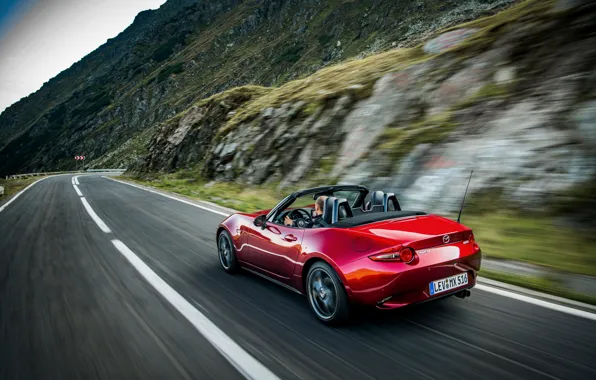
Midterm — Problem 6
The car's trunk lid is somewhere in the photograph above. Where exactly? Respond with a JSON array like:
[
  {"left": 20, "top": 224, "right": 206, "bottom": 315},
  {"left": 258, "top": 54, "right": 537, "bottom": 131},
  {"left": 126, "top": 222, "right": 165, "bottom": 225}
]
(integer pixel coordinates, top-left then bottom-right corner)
[{"left": 351, "top": 214, "right": 470, "bottom": 249}]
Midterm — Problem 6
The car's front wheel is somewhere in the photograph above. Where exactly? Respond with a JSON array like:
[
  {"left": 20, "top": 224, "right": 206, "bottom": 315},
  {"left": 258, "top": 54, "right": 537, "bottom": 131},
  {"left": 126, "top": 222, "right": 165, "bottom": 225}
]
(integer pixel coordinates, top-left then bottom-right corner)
[
  {"left": 306, "top": 261, "right": 350, "bottom": 324},
  {"left": 218, "top": 230, "right": 239, "bottom": 273}
]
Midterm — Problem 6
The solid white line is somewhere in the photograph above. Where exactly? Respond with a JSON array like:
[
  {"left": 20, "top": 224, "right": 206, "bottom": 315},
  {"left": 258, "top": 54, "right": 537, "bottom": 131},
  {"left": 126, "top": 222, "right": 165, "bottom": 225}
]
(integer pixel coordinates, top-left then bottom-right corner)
[
  {"left": 74, "top": 176, "right": 80, "bottom": 185},
  {"left": 111, "top": 239, "right": 280, "bottom": 380},
  {"left": 80, "top": 197, "right": 112, "bottom": 234},
  {"left": 73, "top": 184, "right": 83, "bottom": 197},
  {"left": 476, "top": 284, "right": 596, "bottom": 321},
  {"left": 104, "top": 176, "right": 230, "bottom": 217},
  {"left": 71, "top": 177, "right": 75, "bottom": 185},
  {"left": 0, "top": 176, "right": 50, "bottom": 213},
  {"left": 102, "top": 176, "right": 596, "bottom": 320},
  {"left": 478, "top": 277, "right": 596, "bottom": 312}
]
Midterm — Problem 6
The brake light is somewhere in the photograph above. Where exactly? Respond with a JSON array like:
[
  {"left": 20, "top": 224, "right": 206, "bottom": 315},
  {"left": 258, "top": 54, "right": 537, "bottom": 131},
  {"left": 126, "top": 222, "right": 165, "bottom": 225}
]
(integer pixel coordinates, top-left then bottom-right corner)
[{"left": 369, "top": 247, "right": 416, "bottom": 263}]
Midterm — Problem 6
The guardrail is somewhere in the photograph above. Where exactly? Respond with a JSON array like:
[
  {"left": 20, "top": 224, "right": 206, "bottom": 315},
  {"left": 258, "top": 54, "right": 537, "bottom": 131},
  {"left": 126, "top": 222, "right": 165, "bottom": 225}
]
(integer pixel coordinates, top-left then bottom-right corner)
[
  {"left": 86, "top": 169, "right": 126, "bottom": 172},
  {"left": 0, "top": 185, "right": 4, "bottom": 197},
  {"left": 5, "top": 168, "right": 126, "bottom": 180}
]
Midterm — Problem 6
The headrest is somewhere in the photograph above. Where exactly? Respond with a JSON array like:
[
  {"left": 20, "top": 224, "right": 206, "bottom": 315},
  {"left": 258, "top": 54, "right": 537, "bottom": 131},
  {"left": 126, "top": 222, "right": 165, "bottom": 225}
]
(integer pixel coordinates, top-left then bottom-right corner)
[
  {"left": 322, "top": 196, "right": 337, "bottom": 224},
  {"left": 336, "top": 198, "right": 353, "bottom": 221},
  {"left": 371, "top": 191, "right": 385, "bottom": 206},
  {"left": 367, "top": 190, "right": 385, "bottom": 212},
  {"left": 322, "top": 197, "right": 353, "bottom": 224}
]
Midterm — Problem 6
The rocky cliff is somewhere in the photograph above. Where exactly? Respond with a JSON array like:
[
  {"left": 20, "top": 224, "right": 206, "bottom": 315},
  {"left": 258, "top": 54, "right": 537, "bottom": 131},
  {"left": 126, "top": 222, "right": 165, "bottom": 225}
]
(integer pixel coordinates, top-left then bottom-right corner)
[
  {"left": 136, "top": 0, "right": 596, "bottom": 216},
  {"left": 0, "top": 0, "right": 518, "bottom": 176}
]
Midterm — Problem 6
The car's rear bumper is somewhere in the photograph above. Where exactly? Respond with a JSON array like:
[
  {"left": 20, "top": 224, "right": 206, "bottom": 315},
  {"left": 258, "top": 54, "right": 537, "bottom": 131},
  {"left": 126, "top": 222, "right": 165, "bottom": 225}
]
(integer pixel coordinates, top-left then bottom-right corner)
[{"left": 344, "top": 249, "right": 482, "bottom": 307}]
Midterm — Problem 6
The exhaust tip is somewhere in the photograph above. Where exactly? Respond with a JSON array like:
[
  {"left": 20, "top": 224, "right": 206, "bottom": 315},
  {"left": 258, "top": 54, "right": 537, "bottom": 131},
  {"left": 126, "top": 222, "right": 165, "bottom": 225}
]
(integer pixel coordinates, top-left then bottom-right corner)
[{"left": 455, "top": 290, "right": 471, "bottom": 299}]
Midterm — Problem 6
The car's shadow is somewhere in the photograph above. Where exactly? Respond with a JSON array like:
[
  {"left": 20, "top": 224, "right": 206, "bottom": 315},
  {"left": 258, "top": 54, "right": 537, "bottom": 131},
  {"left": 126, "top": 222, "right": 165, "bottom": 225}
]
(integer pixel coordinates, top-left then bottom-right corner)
[{"left": 195, "top": 262, "right": 467, "bottom": 328}]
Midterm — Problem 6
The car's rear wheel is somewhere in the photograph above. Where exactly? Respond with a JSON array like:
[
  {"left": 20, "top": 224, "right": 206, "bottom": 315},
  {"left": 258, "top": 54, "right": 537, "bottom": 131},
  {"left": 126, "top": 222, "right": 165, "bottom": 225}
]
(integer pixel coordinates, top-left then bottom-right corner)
[
  {"left": 306, "top": 261, "right": 349, "bottom": 324},
  {"left": 218, "top": 231, "right": 239, "bottom": 273}
]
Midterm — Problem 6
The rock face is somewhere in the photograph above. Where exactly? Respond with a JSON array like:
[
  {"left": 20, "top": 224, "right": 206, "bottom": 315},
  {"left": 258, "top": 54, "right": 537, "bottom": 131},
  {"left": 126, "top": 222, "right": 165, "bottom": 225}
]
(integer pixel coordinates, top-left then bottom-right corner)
[{"left": 137, "top": 0, "right": 596, "bottom": 214}]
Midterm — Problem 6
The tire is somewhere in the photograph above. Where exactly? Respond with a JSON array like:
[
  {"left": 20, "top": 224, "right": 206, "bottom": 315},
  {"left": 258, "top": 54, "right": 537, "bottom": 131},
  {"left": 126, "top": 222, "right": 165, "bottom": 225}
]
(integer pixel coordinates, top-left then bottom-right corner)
[
  {"left": 217, "top": 230, "right": 239, "bottom": 273},
  {"left": 305, "top": 261, "right": 350, "bottom": 324}
]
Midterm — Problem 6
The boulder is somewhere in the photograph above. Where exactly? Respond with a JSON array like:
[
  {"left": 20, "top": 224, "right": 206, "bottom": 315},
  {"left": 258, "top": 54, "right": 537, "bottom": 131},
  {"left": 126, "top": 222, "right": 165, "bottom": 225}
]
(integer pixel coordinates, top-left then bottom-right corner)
[
  {"left": 333, "top": 72, "right": 413, "bottom": 176},
  {"left": 423, "top": 28, "right": 479, "bottom": 54}
]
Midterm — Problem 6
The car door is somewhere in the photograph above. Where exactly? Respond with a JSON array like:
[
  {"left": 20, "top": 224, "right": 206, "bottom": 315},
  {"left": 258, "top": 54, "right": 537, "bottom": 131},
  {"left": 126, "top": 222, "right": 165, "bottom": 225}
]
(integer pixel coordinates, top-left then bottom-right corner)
[{"left": 246, "top": 222, "right": 305, "bottom": 281}]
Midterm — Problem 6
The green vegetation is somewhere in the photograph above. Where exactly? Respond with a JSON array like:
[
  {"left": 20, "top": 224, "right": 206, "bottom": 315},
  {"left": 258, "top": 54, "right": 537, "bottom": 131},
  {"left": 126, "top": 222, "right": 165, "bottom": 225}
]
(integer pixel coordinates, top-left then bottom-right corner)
[
  {"left": 480, "top": 269, "right": 596, "bottom": 305},
  {"left": 463, "top": 212, "right": 596, "bottom": 276},
  {"left": 376, "top": 112, "right": 458, "bottom": 175},
  {"left": 215, "top": 0, "right": 554, "bottom": 139},
  {"left": 453, "top": 82, "right": 511, "bottom": 110},
  {"left": 274, "top": 44, "right": 306, "bottom": 64},
  {"left": 157, "top": 62, "right": 185, "bottom": 83},
  {"left": 436, "top": 0, "right": 555, "bottom": 56},
  {"left": 152, "top": 32, "right": 190, "bottom": 62},
  {"left": 219, "top": 47, "right": 427, "bottom": 136},
  {"left": 0, "top": 176, "right": 47, "bottom": 199},
  {"left": 129, "top": 174, "right": 283, "bottom": 212}
]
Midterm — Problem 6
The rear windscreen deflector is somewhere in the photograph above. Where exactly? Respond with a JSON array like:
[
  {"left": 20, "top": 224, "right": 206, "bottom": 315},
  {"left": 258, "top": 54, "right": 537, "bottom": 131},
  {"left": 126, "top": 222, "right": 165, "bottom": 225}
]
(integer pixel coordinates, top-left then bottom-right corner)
[{"left": 332, "top": 211, "right": 427, "bottom": 228}]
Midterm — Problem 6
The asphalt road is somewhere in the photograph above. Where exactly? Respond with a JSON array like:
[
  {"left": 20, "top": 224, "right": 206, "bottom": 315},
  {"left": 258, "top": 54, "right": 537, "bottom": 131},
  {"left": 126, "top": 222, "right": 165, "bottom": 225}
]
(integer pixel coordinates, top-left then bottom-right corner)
[{"left": 1, "top": 174, "right": 595, "bottom": 380}]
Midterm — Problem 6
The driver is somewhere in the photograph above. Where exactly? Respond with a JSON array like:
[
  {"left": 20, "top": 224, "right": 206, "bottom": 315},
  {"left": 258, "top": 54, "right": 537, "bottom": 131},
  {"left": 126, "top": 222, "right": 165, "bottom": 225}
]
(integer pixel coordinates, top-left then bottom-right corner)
[{"left": 284, "top": 196, "right": 327, "bottom": 228}]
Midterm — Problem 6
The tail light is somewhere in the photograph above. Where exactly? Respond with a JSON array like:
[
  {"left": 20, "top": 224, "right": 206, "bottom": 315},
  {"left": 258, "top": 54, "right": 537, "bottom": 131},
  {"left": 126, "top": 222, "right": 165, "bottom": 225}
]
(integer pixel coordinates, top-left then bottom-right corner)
[
  {"left": 369, "top": 247, "right": 416, "bottom": 263},
  {"left": 466, "top": 231, "right": 480, "bottom": 251}
]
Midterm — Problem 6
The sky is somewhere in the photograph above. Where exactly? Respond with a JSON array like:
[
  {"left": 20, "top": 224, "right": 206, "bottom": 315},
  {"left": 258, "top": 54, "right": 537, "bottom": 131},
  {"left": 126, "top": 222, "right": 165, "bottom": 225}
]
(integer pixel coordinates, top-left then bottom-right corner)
[{"left": 0, "top": 0, "right": 168, "bottom": 114}]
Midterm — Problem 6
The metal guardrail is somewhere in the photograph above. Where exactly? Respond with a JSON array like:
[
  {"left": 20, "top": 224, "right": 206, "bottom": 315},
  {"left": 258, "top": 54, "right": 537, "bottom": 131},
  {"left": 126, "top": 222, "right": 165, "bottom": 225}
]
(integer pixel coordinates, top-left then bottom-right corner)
[
  {"left": 5, "top": 168, "right": 126, "bottom": 180},
  {"left": 85, "top": 169, "right": 127, "bottom": 172}
]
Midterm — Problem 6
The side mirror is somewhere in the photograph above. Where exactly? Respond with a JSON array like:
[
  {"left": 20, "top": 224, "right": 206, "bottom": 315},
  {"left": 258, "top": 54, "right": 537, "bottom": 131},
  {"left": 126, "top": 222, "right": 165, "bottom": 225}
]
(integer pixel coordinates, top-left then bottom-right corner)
[{"left": 253, "top": 215, "right": 267, "bottom": 229}]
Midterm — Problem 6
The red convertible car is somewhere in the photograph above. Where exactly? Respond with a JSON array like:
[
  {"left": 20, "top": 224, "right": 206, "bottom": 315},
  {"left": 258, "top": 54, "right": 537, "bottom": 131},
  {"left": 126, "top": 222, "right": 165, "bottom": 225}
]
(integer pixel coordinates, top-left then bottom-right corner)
[{"left": 216, "top": 185, "right": 481, "bottom": 324}]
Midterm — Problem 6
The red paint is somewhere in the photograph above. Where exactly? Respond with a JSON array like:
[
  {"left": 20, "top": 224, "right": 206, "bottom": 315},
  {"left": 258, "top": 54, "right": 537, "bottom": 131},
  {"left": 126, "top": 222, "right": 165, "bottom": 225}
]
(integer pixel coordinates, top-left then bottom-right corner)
[{"left": 219, "top": 211, "right": 481, "bottom": 309}]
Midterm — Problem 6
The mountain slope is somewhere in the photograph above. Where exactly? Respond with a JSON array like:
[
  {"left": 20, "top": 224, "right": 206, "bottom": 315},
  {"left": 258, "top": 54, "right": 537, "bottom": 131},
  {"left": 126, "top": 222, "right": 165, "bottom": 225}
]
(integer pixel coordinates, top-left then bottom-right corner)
[
  {"left": 134, "top": 0, "right": 596, "bottom": 216},
  {"left": 0, "top": 0, "right": 519, "bottom": 176}
]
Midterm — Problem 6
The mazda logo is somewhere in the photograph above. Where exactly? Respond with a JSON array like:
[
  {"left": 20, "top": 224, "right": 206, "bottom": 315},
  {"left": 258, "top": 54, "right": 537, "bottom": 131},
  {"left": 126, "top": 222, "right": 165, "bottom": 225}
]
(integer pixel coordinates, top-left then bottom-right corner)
[{"left": 443, "top": 235, "right": 450, "bottom": 244}]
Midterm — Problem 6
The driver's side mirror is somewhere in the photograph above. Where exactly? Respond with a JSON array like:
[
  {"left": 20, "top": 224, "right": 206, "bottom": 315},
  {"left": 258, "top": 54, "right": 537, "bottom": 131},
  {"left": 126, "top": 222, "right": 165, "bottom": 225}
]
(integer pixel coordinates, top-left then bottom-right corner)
[{"left": 253, "top": 215, "right": 267, "bottom": 229}]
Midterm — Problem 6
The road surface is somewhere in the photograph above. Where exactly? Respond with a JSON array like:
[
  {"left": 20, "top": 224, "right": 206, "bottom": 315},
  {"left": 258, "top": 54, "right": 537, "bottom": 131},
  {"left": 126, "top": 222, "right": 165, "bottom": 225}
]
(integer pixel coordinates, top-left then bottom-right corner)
[{"left": 1, "top": 174, "right": 595, "bottom": 380}]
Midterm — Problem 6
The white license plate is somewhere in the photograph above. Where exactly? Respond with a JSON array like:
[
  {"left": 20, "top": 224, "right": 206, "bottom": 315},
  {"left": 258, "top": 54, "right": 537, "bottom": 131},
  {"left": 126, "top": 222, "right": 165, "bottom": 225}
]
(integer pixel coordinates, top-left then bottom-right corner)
[{"left": 429, "top": 273, "right": 468, "bottom": 296}]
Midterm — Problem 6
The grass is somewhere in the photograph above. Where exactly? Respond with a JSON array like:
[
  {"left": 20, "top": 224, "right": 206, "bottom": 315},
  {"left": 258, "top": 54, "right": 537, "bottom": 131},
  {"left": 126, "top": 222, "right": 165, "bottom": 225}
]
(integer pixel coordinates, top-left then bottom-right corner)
[
  {"left": 219, "top": 46, "right": 428, "bottom": 136},
  {"left": 0, "top": 176, "right": 47, "bottom": 200},
  {"left": 376, "top": 111, "right": 458, "bottom": 175},
  {"left": 463, "top": 212, "right": 596, "bottom": 277},
  {"left": 435, "top": 0, "right": 556, "bottom": 54},
  {"left": 129, "top": 175, "right": 282, "bottom": 212},
  {"left": 480, "top": 269, "right": 596, "bottom": 305},
  {"left": 453, "top": 82, "right": 511, "bottom": 110}
]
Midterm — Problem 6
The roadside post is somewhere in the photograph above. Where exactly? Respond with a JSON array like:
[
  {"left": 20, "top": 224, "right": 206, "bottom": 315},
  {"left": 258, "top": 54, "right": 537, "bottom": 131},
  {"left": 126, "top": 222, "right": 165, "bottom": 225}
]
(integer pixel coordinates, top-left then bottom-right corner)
[{"left": 74, "top": 155, "right": 86, "bottom": 172}]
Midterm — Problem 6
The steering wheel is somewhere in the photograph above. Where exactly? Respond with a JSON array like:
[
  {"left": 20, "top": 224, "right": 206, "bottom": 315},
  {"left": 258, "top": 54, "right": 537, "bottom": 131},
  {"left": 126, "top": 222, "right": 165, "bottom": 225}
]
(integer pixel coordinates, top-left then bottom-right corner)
[{"left": 288, "top": 208, "right": 311, "bottom": 221}]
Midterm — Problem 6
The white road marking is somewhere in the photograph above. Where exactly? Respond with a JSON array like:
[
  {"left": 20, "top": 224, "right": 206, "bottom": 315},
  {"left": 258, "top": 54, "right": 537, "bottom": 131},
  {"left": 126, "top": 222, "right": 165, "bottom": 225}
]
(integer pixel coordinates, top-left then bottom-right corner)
[
  {"left": 74, "top": 176, "right": 80, "bottom": 185},
  {"left": 101, "top": 176, "right": 596, "bottom": 320},
  {"left": 111, "top": 239, "right": 280, "bottom": 380},
  {"left": 475, "top": 284, "right": 596, "bottom": 321},
  {"left": 71, "top": 177, "right": 75, "bottom": 185},
  {"left": 478, "top": 277, "right": 596, "bottom": 312},
  {"left": 0, "top": 177, "right": 50, "bottom": 213},
  {"left": 104, "top": 176, "right": 230, "bottom": 216},
  {"left": 80, "top": 197, "right": 112, "bottom": 234},
  {"left": 73, "top": 184, "right": 83, "bottom": 197}
]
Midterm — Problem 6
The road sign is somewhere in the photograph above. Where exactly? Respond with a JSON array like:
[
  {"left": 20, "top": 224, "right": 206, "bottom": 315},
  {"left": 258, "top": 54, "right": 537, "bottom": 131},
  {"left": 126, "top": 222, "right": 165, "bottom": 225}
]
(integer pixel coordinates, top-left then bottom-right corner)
[{"left": 74, "top": 156, "right": 86, "bottom": 160}]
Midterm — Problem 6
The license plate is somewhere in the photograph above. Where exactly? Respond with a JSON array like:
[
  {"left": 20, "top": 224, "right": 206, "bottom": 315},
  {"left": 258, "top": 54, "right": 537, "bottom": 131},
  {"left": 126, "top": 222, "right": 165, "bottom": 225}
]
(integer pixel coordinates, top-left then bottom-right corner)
[{"left": 429, "top": 273, "right": 468, "bottom": 296}]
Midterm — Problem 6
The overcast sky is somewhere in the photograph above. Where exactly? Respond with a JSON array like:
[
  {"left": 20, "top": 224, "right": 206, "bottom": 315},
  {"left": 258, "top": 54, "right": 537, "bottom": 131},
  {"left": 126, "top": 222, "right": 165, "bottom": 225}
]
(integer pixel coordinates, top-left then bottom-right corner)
[{"left": 0, "top": 0, "right": 167, "bottom": 114}]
